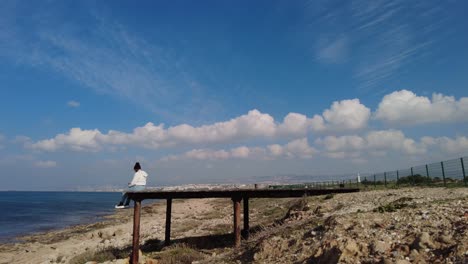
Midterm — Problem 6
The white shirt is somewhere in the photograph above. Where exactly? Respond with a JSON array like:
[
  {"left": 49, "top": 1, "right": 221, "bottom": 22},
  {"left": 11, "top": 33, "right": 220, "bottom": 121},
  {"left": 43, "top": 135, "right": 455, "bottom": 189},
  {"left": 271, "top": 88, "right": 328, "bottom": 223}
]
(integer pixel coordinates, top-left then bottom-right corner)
[{"left": 129, "top": 170, "right": 148, "bottom": 186}]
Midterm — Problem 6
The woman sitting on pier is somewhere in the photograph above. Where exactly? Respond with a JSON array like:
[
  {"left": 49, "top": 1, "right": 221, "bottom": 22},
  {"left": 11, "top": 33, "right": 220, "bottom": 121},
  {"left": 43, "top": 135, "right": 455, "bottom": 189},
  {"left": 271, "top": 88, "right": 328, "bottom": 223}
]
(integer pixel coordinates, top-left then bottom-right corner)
[{"left": 115, "top": 162, "right": 148, "bottom": 209}]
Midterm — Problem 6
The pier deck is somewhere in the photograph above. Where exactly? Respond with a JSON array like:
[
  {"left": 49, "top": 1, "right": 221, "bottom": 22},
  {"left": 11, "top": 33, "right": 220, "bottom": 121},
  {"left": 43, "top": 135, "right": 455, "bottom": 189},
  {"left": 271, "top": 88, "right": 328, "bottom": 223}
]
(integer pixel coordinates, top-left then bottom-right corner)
[{"left": 126, "top": 188, "right": 360, "bottom": 263}]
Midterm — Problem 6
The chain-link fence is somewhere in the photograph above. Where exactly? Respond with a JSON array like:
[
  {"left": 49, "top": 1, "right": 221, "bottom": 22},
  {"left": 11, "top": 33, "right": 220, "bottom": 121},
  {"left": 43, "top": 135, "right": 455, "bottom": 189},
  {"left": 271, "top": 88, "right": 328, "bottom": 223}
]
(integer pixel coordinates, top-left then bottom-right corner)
[{"left": 269, "top": 156, "right": 467, "bottom": 189}]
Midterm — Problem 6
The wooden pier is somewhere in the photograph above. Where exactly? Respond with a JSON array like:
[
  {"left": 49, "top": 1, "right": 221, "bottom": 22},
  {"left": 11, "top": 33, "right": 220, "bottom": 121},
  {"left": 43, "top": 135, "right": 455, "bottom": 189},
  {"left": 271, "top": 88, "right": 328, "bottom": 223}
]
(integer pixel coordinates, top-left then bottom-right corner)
[{"left": 126, "top": 188, "right": 359, "bottom": 264}]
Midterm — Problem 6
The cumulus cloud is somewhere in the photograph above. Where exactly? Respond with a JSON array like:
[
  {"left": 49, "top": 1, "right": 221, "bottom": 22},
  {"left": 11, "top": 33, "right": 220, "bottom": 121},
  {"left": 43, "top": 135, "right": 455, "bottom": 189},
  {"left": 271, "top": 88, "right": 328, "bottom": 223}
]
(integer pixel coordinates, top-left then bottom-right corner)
[
  {"left": 421, "top": 136, "right": 468, "bottom": 155},
  {"left": 375, "top": 90, "right": 468, "bottom": 125},
  {"left": 30, "top": 110, "right": 276, "bottom": 151},
  {"left": 67, "top": 100, "right": 80, "bottom": 108},
  {"left": 279, "top": 138, "right": 317, "bottom": 159},
  {"left": 30, "top": 102, "right": 370, "bottom": 152},
  {"left": 34, "top": 160, "right": 57, "bottom": 168},
  {"left": 31, "top": 128, "right": 103, "bottom": 152},
  {"left": 322, "top": 99, "right": 371, "bottom": 130},
  {"left": 316, "top": 129, "right": 427, "bottom": 158},
  {"left": 28, "top": 90, "right": 465, "bottom": 153},
  {"left": 161, "top": 138, "right": 317, "bottom": 161}
]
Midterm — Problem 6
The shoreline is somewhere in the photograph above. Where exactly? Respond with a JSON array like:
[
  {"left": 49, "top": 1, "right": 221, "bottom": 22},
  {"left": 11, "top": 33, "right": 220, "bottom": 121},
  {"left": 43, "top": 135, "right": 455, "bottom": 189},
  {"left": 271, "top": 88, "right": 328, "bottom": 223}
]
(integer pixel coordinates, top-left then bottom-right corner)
[
  {"left": 1, "top": 199, "right": 161, "bottom": 246},
  {"left": 1, "top": 187, "right": 467, "bottom": 264},
  {"left": 0, "top": 197, "right": 227, "bottom": 264}
]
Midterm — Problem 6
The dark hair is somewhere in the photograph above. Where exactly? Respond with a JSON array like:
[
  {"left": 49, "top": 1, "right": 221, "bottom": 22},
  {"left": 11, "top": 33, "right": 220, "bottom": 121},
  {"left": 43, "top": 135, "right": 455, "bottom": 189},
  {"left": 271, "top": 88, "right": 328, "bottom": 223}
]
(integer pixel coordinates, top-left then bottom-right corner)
[{"left": 134, "top": 162, "right": 141, "bottom": 171}]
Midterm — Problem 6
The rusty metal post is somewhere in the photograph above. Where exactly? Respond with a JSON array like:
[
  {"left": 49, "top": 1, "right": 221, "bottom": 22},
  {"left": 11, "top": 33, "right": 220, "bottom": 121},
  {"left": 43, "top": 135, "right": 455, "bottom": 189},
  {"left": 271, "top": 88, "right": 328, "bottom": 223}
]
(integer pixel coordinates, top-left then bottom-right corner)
[
  {"left": 242, "top": 197, "right": 249, "bottom": 239},
  {"left": 232, "top": 197, "right": 241, "bottom": 247},
  {"left": 441, "top": 161, "right": 446, "bottom": 187},
  {"left": 165, "top": 198, "right": 172, "bottom": 246},
  {"left": 411, "top": 167, "right": 414, "bottom": 186},
  {"left": 426, "top": 164, "right": 430, "bottom": 185},
  {"left": 461, "top": 157, "right": 466, "bottom": 187},
  {"left": 396, "top": 170, "right": 399, "bottom": 187},
  {"left": 131, "top": 200, "right": 142, "bottom": 264}
]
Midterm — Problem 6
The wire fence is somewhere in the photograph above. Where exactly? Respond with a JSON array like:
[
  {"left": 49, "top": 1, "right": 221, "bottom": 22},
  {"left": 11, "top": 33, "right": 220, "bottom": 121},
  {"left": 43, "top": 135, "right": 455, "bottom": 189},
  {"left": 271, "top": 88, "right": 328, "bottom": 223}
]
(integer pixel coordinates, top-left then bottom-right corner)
[{"left": 269, "top": 156, "right": 468, "bottom": 189}]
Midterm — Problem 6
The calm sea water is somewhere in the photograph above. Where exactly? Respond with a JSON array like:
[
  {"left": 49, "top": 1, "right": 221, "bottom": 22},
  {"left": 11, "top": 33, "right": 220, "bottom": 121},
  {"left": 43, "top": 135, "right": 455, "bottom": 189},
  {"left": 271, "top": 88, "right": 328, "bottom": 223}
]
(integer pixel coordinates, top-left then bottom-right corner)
[{"left": 0, "top": 191, "right": 124, "bottom": 242}]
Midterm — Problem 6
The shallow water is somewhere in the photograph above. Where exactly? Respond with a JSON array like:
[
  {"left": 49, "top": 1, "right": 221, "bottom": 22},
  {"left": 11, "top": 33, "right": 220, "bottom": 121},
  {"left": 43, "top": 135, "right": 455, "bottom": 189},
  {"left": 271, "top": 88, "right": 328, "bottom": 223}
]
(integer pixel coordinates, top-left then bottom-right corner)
[{"left": 0, "top": 191, "right": 123, "bottom": 242}]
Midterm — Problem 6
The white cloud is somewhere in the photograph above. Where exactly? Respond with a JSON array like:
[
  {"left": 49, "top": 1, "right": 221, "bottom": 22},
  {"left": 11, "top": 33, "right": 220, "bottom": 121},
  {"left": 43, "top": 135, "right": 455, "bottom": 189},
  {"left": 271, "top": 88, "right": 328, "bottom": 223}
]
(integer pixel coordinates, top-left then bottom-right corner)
[
  {"left": 167, "top": 109, "right": 276, "bottom": 144},
  {"left": 34, "top": 160, "right": 57, "bottom": 168},
  {"left": 322, "top": 99, "right": 371, "bottom": 130},
  {"left": 67, "top": 100, "right": 80, "bottom": 108},
  {"left": 316, "top": 35, "right": 348, "bottom": 64},
  {"left": 421, "top": 136, "right": 468, "bottom": 155},
  {"left": 31, "top": 110, "right": 274, "bottom": 151},
  {"left": 375, "top": 90, "right": 468, "bottom": 125},
  {"left": 316, "top": 129, "right": 427, "bottom": 158},
  {"left": 366, "top": 130, "right": 426, "bottom": 155},
  {"left": 161, "top": 138, "right": 316, "bottom": 161},
  {"left": 30, "top": 103, "right": 370, "bottom": 152},
  {"left": 281, "top": 138, "right": 317, "bottom": 159},
  {"left": 31, "top": 128, "right": 103, "bottom": 152},
  {"left": 27, "top": 91, "right": 464, "bottom": 153},
  {"left": 231, "top": 146, "right": 251, "bottom": 158},
  {"left": 316, "top": 135, "right": 365, "bottom": 152},
  {"left": 278, "top": 113, "right": 310, "bottom": 135}
]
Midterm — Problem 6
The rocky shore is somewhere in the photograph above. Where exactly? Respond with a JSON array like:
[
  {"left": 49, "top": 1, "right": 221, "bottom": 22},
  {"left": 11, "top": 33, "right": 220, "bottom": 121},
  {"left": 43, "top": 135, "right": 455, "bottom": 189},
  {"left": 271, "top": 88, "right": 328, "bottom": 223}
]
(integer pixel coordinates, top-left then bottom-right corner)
[{"left": 0, "top": 187, "right": 466, "bottom": 264}]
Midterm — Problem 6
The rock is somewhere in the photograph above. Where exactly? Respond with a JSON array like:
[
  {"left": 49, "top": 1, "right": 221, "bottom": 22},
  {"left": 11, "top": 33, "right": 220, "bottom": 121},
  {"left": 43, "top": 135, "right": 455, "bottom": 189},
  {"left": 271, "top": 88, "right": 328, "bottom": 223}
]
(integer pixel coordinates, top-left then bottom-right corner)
[
  {"left": 437, "top": 234, "right": 452, "bottom": 244},
  {"left": 372, "top": 241, "right": 390, "bottom": 254},
  {"left": 341, "top": 239, "right": 359, "bottom": 257},
  {"left": 145, "top": 258, "right": 159, "bottom": 264},
  {"left": 393, "top": 244, "right": 410, "bottom": 256},
  {"left": 396, "top": 260, "right": 411, "bottom": 264},
  {"left": 85, "top": 262, "right": 98, "bottom": 264},
  {"left": 412, "top": 232, "right": 436, "bottom": 249},
  {"left": 114, "top": 229, "right": 124, "bottom": 236},
  {"left": 114, "top": 259, "right": 129, "bottom": 264}
]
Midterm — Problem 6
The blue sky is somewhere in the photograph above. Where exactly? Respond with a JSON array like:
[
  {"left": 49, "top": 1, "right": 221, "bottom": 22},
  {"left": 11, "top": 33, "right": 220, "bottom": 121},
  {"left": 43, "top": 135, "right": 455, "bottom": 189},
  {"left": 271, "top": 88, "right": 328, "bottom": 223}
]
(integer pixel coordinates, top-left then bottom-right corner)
[{"left": 0, "top": 0, "right": 467, "bottom": 190}]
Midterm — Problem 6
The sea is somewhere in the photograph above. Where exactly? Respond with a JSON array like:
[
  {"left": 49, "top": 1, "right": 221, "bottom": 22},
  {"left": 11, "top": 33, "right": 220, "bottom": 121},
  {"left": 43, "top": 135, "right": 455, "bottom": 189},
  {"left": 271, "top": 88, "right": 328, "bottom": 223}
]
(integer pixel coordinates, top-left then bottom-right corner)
[{"left": 0, "top": 191, "right": 127, "bottom": 243}]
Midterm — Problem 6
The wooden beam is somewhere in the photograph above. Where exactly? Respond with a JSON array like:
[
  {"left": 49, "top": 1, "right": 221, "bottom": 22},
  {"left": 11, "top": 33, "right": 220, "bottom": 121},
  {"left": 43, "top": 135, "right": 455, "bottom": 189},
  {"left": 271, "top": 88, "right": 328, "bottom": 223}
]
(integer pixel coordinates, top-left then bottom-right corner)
[
  {"left": 165, "top": 198, "right": 172, "bottom": 246},
  {"left": 131, "top": 200, "right": 142, "bottom": 264},
  {"left": 232, "top": 197, "right": 241, "bottom": 247},
  {"left": 242, "top": 197, "right": 249, "bottom": 239},
  {"left": 126, "top": 188, "right": 360, "bottom": 200}
]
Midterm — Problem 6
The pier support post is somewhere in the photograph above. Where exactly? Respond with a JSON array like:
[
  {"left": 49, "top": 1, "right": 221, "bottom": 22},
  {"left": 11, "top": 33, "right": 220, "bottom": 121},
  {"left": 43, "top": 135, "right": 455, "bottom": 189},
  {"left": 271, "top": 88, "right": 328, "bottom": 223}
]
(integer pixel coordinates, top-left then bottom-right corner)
[
  {"left": 131, "top": 200, "right": 142, "bottom": 264},
  {"left": 242, "top": 197, "right": 249, "bottom": 239},
  {"left": 165, "top": 198, "right": 172, "bottom": 246},
  {"left": 232, "top": 197, "right": 242, "bottom": 247}
]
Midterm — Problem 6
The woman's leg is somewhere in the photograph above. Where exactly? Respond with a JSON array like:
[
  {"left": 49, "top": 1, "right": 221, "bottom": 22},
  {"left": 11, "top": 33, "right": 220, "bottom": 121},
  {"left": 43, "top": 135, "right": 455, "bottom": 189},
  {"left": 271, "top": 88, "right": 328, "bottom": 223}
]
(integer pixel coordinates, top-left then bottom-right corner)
[
  {"left": 122, "top": 186, "right": 145, "bottom": 206},
  {"left": 118, "top": 192, "right": 128, "bottom": 206}
]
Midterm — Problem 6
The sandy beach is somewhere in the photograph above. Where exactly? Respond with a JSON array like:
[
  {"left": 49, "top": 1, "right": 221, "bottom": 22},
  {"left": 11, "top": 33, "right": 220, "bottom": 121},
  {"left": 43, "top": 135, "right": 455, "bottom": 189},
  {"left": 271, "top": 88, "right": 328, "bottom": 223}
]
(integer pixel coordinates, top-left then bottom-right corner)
[{"left": 0, "top": 187, "right": 467, "bottom": 264}]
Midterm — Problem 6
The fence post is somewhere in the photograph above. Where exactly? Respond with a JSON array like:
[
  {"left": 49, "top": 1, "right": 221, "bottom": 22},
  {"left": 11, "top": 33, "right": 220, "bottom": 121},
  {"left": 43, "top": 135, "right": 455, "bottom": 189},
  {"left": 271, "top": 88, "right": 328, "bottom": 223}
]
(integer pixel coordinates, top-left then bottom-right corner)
[
  {"left": 461, "top": 157, "right": 466, "bottom": 187},
  {"left": 441, "top": 161, "right": 446, "bottom": 187},
  {"left": 411, "top": 167, "right": 414, "bottom": 186},
  {"left": 373, "top": 174, "right": 376, "bottom": 188},
  {"left": 384, "top": 172, "right": 387, "bottom": 188},
  {"left": 425, "top": 164, "right": 430, "bottom": 185},
  {"left": 396, "top": 170, "right": 399, "bottom": 187}
]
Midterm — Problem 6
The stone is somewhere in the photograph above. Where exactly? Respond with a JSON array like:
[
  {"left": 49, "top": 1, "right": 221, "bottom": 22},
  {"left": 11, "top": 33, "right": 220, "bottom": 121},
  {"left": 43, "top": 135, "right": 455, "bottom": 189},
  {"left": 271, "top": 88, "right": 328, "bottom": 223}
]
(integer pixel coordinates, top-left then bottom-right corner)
[
  {"left": 114, "top": 259, "right": 129, "bottom": 264},
  {"left": 395, "top": 260, "right": 411, "bottom": 264},
  {"left": 372, "top": 241, "right": 390, "bottom": 254},
  {"left": 412, "top": 232, "right": 436, "bottom": 249},
  {"left": 145, "top": 258, "right": 159, "bottom": 264},
  {"left": 437, "top": 235, "right": 452, "bottom": 244}
]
